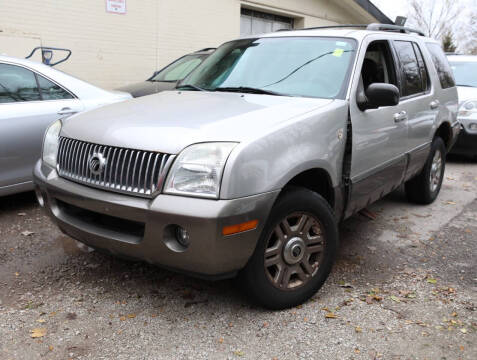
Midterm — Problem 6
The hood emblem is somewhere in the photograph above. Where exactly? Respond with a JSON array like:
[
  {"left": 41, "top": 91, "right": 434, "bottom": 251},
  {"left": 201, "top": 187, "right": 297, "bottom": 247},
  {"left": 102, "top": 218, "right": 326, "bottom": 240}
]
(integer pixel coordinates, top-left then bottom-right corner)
[{"left": 88, "top": 153, "right": 106, "bottom": 176}]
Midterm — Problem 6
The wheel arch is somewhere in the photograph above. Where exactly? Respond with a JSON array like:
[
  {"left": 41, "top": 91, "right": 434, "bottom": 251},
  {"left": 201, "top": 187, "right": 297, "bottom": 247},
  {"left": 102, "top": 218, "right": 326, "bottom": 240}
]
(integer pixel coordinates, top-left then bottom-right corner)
[
  {"left": 281, "top": 168, "right": 335, "bottom": 209},
  {"left": 434, "top": 121, "right": 452, "bottom": 151}
]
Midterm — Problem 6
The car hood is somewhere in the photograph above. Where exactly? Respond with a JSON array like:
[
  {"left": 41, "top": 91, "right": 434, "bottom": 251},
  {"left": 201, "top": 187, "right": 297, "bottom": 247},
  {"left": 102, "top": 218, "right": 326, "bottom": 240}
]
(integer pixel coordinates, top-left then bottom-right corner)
[
  {"left": 115, "top": 81, "right": 177, "bottom": 98},
  {"left": 457, "top": 86, "right": 477, "bottom": 103},
  {"left": 61, "top": 91, "right": 334, "bottom": 154}
]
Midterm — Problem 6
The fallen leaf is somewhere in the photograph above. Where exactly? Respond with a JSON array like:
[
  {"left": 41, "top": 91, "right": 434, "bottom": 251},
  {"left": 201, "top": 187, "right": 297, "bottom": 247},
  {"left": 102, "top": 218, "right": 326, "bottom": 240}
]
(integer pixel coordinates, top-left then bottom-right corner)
[
  {"left": 339, "top": 282, "right": 354, "bottom": 288},
  {"left": 460, "top": 328, "right": 467, "bottom": 334},
  {"left": 465, "top": 229, "right": 472, "bottom": 234},
  {"left": 412, "top": 213, "right": 431, "bottom": 218},
  {"left": 451, "top": 312, "right": 458, "bottom": 317},
  {"left": 48, "top": 345, "right": 54, "bottom": 351},
  {"left": 359, "top": 208, "right": 377, "bottom": 220},
  {"left": 219, "top": 337, "right": 224, "bottom": 344},
  {"left": 366, "top": 296, "right": 373, "bottom": 304},
  {"left": 234, "top": 350, "right": 244, "bottom": 356},
  {"left": 127, "top": 314, "right": 136, "bottom": 319},
  {"left": 444, "top": 201, "right": 456, "bottom": 205},
  {"left": 30, "top": 328, "right": 47, "bottom": 338},
  {"left": 36, "top": 319, "right": 46, "bottom": 323},
  {"left": 15, "top": 272, "right": 19, "bottom": 277},
  {"left": 355, "top": 326, "right": 362, "bottom": 333},
  {"left": 21, "top": 231, "right": 34, "bottom": 236},
  {"left": 119, "top": 316, "right": 126, "bottom": 321},
  {"left": 390, "top": 295, "right": 401, "bottom": 303},
  {"left": 65, "top": 313, "right": 77, "bottom": 320},
  {"left": 325, "top": 312, "right": 338, "bottom": 319},
  {"left": 426, "top": 278, "right": 437, "bottom": 284}
]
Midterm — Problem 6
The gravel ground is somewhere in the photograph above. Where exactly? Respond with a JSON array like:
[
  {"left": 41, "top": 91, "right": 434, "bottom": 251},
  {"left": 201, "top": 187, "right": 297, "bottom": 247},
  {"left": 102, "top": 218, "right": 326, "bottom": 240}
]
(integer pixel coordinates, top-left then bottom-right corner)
[{"left": 0, "top": 158, "right": 476, "bottom": 360}]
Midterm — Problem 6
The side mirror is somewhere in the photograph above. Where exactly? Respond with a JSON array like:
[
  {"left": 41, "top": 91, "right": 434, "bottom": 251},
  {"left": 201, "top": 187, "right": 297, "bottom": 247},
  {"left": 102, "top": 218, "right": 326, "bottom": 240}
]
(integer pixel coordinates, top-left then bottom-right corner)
[{"left": 358, "top": 83, "right": 400, "bottom": 111}]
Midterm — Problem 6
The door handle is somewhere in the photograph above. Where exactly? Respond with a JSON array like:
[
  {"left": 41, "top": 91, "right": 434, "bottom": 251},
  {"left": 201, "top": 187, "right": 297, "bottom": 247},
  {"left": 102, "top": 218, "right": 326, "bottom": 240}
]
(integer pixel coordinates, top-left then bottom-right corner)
[
  {"left": 393, "top": 111, "right": 408, "bottom": 123},
  {"left": 430, "top": 100, "right": 440, "bottom": 109},
  {"left": 57, "top": 107, "right": 77, "bottom": 115}
]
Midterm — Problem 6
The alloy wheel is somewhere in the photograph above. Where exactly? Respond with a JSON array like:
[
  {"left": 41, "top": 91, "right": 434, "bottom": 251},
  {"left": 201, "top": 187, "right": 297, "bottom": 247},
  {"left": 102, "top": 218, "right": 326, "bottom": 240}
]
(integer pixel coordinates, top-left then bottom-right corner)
[{"left": 264, "top": 212, "right": 325, "bottom": 290}]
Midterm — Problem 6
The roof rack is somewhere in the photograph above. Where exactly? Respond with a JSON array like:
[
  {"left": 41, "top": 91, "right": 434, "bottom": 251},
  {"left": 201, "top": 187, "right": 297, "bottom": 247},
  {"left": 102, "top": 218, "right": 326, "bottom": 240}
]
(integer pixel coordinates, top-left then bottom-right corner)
[
  {"left": 292, "top": 23, "right": 425, "bottom": 36},
  {"left": 366, "top": 23, "right": 425, "bottom": 36},
  {"left": 195, "top": 48, "right": 216, "bottom": 53}
]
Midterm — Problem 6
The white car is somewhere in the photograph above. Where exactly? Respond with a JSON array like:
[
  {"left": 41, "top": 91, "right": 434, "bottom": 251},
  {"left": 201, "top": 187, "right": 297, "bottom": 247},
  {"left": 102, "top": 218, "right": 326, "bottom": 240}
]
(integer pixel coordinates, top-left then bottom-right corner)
[
  {"left": 0, "top": 55, "right": 132, "bottom": 196},
  {"left": 447, "top": 54, "right": 477, "bottom": 157}
]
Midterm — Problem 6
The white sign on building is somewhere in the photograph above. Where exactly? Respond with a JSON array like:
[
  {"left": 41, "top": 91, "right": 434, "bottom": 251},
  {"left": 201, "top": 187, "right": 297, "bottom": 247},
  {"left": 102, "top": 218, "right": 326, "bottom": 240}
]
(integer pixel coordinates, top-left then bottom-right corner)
[{"left": 106, "top": 0, "right": 126, "bottom": 14}]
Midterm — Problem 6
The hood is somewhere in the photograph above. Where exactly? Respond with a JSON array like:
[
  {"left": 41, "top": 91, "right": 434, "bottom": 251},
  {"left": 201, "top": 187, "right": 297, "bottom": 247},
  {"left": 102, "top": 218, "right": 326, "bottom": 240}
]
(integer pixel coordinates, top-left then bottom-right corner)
[
  {"left": 116, "top": 81, "right": 177, "bottom": 98},
  {"left": 457, "top": 86, "right": 477, "bottom": 104},
  {"left": 61, "top": 91, "right": 334, "bottom": 154}
]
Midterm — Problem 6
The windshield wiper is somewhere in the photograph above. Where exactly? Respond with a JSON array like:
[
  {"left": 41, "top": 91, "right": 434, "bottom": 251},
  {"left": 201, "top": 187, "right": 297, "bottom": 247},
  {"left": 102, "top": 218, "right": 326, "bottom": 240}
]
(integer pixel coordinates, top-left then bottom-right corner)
[
  {"left": 456, "top": 84, "right": 476, "bottom": 88},
  {"left": 215, "top": 86, "right": 284, "bottom": 96},
  {"left": 176, "top": 84, "right": 207, "bottom": 91}
]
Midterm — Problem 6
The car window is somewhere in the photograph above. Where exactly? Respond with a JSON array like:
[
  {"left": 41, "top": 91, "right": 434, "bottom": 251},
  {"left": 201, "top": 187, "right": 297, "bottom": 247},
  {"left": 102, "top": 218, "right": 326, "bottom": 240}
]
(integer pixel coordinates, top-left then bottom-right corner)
[
  {"left": 361, "top": 40, "right": 397, "bottom": 89},
  {"left": 182, "top": 37, "right": 357, "bottom": 99},
  {"left": 394, "top": 41, "right": 424, "bottom": 96},
  {"left": 37, "top": 74, "right": 74, "bottom": 100},
  {"left": 151, "top": 55, "right": 204, "bottom": 82},
  {"left": 413, "top": 43, "right": 430, "bottom": 92},
  {"left": 426, "top": 43, "right": 456, "bottom": 89},
  {"left": 0, "top": 63, "right": 41, "bottom": 103},
  {"left": 449, "top": 61, "right": 477, "bottom": 88}
]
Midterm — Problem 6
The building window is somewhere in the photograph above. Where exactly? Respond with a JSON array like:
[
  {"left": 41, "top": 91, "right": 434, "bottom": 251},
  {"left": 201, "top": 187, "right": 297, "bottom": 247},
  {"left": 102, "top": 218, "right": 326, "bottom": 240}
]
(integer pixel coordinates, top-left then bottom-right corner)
[{"left": 240, "top": 8, "right": 294, "bottom": 37}]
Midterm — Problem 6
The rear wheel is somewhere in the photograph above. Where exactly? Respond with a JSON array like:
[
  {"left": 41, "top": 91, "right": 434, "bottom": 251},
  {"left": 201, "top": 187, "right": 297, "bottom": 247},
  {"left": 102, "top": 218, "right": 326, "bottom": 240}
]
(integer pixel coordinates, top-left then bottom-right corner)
[
  {"left": 405, "top": 137, "right": 446, "bottom": 204},
  {"left": 240, "top": 188, "right": 338, "bottom": 310}
]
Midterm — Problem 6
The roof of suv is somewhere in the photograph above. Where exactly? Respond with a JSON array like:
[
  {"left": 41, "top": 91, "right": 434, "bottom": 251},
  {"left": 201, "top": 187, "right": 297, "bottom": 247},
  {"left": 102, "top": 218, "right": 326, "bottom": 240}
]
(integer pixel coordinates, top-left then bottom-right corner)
[{"left": 246, "top": 25, "right": 436, "bottom": 43}]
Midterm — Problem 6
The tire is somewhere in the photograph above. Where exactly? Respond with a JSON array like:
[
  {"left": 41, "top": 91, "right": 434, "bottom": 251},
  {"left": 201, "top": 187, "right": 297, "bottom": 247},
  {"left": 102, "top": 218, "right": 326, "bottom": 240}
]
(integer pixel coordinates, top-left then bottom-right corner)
[
  {"left": 239, "top": 187, "right": 338, "bottom": 310},
  {"left": 405, "top": 137, "right": 446, "bottom": 205}
]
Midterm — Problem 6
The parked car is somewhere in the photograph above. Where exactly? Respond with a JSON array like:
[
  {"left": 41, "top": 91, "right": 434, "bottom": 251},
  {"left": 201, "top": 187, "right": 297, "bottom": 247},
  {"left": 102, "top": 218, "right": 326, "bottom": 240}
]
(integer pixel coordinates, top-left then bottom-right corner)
[
  {"left": 0, "top": 55, "right": 131, "bottom": 196},
  {"left": 447, "top": 54, "right": 477, "bottom": 157},
  {"left": 116, "top": 48, "right": 215, "bottom": 98},
  {"left": 34, "top": 24, "right": 459, "bottom": 309}
]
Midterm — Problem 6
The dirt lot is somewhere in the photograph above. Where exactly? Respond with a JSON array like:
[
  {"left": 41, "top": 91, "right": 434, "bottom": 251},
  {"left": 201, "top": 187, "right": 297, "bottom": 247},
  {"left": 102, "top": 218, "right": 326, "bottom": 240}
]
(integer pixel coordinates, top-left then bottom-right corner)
[{"left": 0, "top": 158, "right": 476, "bottom": 360}]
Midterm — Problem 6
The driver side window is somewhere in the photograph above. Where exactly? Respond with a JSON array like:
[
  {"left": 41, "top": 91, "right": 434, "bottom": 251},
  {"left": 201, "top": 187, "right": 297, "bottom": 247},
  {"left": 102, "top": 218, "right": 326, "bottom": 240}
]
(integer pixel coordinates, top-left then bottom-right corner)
[{"left": 360, "top": 41, "right": 397, "bottom": 90}]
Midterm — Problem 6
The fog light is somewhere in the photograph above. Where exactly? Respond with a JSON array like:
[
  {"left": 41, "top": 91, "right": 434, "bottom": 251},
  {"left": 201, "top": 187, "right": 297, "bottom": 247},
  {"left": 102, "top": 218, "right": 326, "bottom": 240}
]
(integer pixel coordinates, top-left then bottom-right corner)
[
  {"left": 163, "top": 224, "right": 190, "bottom": 252},
  {"left": 175, "top": 226, "right": 190, "bottom": 247},
  {"left": 468, "top": 123, "right": 477, "bottom": 131},
  {"left": 35, "top": 187, "right": 44, "bottom": 207}
]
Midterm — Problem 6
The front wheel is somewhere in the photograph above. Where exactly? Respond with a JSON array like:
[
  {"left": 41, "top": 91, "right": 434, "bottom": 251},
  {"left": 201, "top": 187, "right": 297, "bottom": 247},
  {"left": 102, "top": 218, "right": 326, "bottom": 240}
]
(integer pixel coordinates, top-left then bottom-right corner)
[
  {"left": 405, "top": 137, "right": 446, "bottom": 204},
  {"left": 240, "top": 188, "right": 338, "bottom": 310}
]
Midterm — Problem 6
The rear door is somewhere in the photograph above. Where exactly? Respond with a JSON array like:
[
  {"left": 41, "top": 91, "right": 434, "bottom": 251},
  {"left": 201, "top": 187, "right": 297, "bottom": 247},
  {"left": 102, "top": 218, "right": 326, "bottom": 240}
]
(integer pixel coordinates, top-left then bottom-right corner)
[
  {"left": 391, "top": 40, "right": 435, "bottom": 180},
  {"left": 347, "top": 36, "right": 409, "bottom": 215},
  {"left": 0, "top": 62, "right": 84, "bottom": 188}
]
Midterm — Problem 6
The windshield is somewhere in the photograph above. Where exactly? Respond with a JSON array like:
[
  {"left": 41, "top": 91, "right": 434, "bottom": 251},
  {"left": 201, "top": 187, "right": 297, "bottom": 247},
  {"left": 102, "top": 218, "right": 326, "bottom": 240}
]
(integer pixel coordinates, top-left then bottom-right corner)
[
  {"left": 180, "top": 37, "right": 356, "bottom": 99},
  {"left": 150, "top": 54, "right": 205, "bottom": 82},
  {"left": 449, "top": 61, "right": 477, "bottom": 87}
]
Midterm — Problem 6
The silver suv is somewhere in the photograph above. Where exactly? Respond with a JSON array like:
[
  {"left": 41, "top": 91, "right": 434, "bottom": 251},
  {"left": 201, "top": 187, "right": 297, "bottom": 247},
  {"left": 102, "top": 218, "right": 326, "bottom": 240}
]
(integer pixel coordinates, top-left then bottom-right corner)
[{"left": 34, "top": 24, "right": 460, "bottom": 309}]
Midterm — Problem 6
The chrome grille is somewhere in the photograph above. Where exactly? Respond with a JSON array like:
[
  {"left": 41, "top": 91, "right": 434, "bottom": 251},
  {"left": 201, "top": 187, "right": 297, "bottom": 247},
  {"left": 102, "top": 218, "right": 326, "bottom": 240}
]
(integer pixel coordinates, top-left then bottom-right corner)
[{"left": 57, "top": 137, "right": 173, "bottom": 198}]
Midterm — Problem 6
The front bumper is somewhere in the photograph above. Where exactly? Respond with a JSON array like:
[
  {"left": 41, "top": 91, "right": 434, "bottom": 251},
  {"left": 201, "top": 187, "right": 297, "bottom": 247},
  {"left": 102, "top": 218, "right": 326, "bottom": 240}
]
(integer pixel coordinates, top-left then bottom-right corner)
[
  {"left": 34, "top": 161, "right": 278, "bottom": 278},
  {"left": 450, "top": 125, "right": 477, "bottom": 156}
]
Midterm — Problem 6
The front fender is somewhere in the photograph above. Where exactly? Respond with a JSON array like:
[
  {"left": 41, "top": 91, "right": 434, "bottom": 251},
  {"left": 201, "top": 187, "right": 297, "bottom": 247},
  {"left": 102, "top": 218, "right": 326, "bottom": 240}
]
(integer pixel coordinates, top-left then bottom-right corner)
[{"left": 220, "top": 101, "right": 349, "bottom": 199}]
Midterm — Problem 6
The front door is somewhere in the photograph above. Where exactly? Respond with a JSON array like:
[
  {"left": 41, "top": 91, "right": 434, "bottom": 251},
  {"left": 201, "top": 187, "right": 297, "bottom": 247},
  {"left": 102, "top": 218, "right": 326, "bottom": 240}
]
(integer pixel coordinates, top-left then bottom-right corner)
[{"left": 347, "top": 38, "right": 408, "bottom": 215}]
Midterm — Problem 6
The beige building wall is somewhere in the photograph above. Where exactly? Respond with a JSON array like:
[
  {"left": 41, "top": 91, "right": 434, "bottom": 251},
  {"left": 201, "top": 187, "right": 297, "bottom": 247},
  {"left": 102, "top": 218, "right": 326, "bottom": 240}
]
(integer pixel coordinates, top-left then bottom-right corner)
[{"left": 0, "top": 0, "right": 379, "bottom": 90}]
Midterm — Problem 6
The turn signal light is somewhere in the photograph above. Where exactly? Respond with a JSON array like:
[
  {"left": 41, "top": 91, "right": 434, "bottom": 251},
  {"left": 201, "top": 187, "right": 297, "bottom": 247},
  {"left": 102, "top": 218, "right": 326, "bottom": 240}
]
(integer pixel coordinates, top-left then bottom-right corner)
[{"left": 222, "top": 220, "right": 258, "bottom": 236}]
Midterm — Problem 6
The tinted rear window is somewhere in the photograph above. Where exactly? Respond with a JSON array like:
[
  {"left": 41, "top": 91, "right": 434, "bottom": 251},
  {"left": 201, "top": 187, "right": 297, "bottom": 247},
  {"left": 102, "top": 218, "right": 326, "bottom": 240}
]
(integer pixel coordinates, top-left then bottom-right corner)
[
  {"left": 394, "top": 41, "right": 426, "bottom": 96},
  {"left": 426, "top": 43, "right": 455, "bottom": 89}
]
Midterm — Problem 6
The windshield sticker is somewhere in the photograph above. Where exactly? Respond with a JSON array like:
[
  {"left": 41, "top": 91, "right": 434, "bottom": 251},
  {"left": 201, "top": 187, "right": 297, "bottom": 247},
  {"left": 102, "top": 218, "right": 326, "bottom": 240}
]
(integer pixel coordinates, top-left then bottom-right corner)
[{"left": 332, "top": 48, "right": 344, "bottom": 57}]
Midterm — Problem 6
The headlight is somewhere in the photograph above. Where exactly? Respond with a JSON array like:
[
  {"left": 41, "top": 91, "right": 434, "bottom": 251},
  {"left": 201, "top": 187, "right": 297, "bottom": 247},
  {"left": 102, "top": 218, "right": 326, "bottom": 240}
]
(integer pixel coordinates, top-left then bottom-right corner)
[
  {"left": 42, "top": 120, "right": 62, "bottom": 168},
  {"left": 458, "top": 100, "right": 477, "bottom": 117},
  {"left": 164, "top": 142, "right": 237, "bottom": 199}
]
